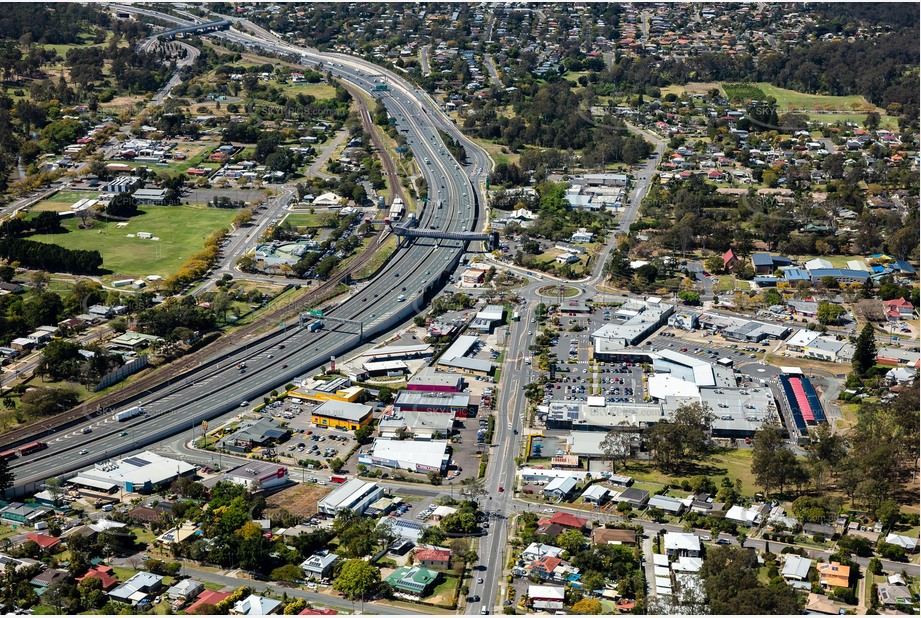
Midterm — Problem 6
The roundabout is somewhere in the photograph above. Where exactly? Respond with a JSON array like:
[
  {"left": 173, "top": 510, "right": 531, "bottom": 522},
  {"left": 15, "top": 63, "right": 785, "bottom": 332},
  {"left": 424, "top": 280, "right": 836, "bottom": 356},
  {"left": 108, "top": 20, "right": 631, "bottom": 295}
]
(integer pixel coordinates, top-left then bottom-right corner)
[{"left": 537, "top": 284, "right": 582, "bottom": 299}]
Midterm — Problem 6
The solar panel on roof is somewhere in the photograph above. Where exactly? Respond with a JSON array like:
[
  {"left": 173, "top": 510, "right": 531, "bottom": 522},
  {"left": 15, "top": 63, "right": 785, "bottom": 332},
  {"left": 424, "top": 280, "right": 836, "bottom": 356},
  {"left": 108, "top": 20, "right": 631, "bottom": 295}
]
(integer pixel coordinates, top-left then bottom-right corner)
[{"left": 123, "top": 457, "right": 150, "bottom": 467}]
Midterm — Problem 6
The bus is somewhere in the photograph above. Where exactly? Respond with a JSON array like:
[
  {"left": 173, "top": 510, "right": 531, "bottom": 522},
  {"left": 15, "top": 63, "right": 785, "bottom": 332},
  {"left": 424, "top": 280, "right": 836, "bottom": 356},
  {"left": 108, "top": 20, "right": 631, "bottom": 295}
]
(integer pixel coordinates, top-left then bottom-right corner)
[
  {"left": 0, "top": 450, "right": 17, "bottom": 462},
  {"left": 18, "top": 441, "right": 47, "bottom": 456},
  {"left": 511, "top": 311, "right": 520, "bottom": 322}
]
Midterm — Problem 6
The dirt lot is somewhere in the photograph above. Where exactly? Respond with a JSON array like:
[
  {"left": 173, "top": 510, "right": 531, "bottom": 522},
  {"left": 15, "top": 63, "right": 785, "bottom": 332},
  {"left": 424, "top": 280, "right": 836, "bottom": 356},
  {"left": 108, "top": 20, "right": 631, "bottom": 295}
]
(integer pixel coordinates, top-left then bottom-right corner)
[{"left": 265, "top": 483, "right": 332, "bottom": 520}]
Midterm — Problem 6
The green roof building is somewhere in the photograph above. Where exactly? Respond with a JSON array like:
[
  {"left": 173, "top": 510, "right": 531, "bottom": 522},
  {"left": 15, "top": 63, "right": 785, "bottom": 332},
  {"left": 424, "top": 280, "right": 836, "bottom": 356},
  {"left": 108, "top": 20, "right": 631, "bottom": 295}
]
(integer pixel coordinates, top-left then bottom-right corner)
[{"left": 385, "top": 566, "right": 439, "bottom": 596}]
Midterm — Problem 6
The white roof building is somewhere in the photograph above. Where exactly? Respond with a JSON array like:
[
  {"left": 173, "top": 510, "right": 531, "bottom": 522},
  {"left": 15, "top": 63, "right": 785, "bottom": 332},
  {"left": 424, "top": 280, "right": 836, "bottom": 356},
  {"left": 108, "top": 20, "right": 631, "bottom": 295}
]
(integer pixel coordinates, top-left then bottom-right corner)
[
  {"left": 782, "top": 554, "right": 813, "bottom": 581},
  {"left": 521, "top": 543, "right": 563, "bottom": 561},
  {"left": 360, "top": 438, "right": 450, "bottom": 473},
  {"left": 725, "top": 504, "right": 764, "bottom": 526},
  {"left": 76, "top": 451, "right": 196, "bottom": 493},
  {"left": 528, "top": 585, "right": 565, "bottom": 609},
  {"left": 580, "top": 484, "right": 611, "bottom": 503},
  {"left": 885, "top": 533, "right": 918, "bottom": 552},
  {"left": 786, "top": 329, "right": 822, "bottom": 349},
  {"left": 317, "top": 479, "right": 382, "bottom": 516},
  {"left": 233, "top": 594, "right": 281, "bottom": 616},
  {"left": 664, "top": 532, "right": 701, "bottom": 557}
]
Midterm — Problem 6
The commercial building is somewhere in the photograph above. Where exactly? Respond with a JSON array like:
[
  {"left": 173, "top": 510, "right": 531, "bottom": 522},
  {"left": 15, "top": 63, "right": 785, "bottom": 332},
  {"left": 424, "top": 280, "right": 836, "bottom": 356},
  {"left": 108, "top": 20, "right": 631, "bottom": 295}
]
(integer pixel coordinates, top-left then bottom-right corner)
[
  {"left": 698, "top": 313, "right": 791, "bottom": 342},
  {"left": 470, "top": 304, "right": 505, "bottom": 332},
  {"left": 102, "top": 176, "right": 142, "bottom": 193},
  {"left": 72, "top": 451, "right": 196, "bottom": 494},
  {"left": 219, "top": 418, "right": 289, "bottom": 453},
  {"left": 590, "top": 298, "right": 674, "bottom": 350},
  {"left": 436, "top": 335, "right": 495, "bottom": 376},
  {"left": 359, "top": 438, "right": 450, "bottom": 473},
  {"left": 133, "top": 188, "right": 169, "bottom": 205},
  {"left": 377, "top": 410, "right": 456, "bottom": 440},
  {"left": 222, "top": 461, "right": 289, "bottom": 490},
  {"left": 406, "top": 367, "right": 465, "bottom": 393},
  {"left": 290, "top": 377, "right": 364, "bottom": 404},
  {"left": 393, "top": 391, "right": 472, "bottom": 417},
  {"left": 317, "top": 479, "right": 382, "bottom": 516},
  {"left": 311, "top": 400, "right": 373, "bottom": 430}
]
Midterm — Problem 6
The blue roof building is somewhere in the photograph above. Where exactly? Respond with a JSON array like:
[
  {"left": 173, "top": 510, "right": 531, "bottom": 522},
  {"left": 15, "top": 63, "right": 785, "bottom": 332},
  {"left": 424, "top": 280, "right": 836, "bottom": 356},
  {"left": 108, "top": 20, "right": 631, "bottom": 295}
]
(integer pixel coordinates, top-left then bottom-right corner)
[{"left": 808, "top": 268, "right": 871, "bottom": 283}]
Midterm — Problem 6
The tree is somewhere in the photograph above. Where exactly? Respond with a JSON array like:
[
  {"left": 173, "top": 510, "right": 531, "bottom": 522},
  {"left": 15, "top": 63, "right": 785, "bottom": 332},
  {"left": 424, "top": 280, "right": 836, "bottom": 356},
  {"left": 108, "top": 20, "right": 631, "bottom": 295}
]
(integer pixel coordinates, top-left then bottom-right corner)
[
  {"left": 874, "top": 500, "right": 900, "bottom": 533},
  {"left": 816, "top": 301, "right": 845, "bottom": 325},
  {"left": 852, "top": 323, "right": 877, "bottom": 377},
  {"left": 600, "top": 430, "right": 632, "bottom": 471},
  {"left": 29, "top": 270, "right": 50, "bottom": 292},
  {"left": 334, "top": 559, "right": 380, "bottom": 602},
  {"left": 44, "top": 477, "right": 64, "bottom": 504},
  {"left": 571, "top": 598, "right": 602, "bottom": 614},
  {"left": 354, "top": 424, "right": 373, "bottom": 444},
  {"left": 644, "top": 402, "right": 711, "bottom": 472},
  {"left": 376, "top": 386, "right": 394, "bottom": 404},
  {"left": 555, "top": 529, "right": 586, "bottom": 554},
  {"left": 0, "top": 456, "right": 14, "bottom": 494},
  {"left": 678, "top": 290, "right": 701, "bottom": 306},
  {"left": 270, "top": 564, "right": 303, "bottom": 583},
  {"left": 701, "top": 546, "right": 804, "bottom": 614},
  {"left": 704, "top": 255, "right": 724, "bottom": 275},
  {"left": 751, "top": 423, "right": 805, "bottom": 497}
]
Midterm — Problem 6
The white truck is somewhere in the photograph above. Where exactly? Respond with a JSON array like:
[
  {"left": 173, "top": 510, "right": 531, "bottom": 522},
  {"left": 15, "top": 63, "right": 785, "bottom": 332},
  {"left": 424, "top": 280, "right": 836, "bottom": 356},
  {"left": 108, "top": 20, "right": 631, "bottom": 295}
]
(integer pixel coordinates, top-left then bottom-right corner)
[{"left": 114, "top": 406, "right": 144, "bottom": 422}]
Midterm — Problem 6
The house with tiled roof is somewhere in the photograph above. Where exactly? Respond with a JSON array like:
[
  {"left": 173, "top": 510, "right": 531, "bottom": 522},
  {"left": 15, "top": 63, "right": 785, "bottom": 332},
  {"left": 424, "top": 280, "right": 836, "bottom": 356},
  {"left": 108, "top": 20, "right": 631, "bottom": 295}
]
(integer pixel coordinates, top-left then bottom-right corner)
[
  {"left": 76, "top": 565, "right": 119, "bottom": 591},
  {"left": 817, "top": 561, "right": 850, "bottom": 589},
  {"left": 591, "top": 528, "right": 637, "bottom": 546},
  {"left": 538, "top": 511, "right": 588, "bottom": 532},
  {"left": 25, "top": 533, "right": 61, "bottom": 551},
  {"left": 883, "top": 297, "right": 914, "bottom": 320},
  {"left": 184, "top": 589, "right": 232, "bottom": 614},
  {"left": 529, "top": 555, "right": 562, "bottom": 580},
  {"left": 413, "top": 548, "right": 451, "bottom": 570}
]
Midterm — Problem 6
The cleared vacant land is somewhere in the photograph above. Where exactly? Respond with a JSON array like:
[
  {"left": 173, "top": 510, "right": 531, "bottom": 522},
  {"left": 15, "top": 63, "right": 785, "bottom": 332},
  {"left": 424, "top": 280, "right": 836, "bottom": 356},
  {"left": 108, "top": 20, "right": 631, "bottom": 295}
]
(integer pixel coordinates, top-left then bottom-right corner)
[
  {"left": 30, "top": 205, "right": 236, "bottom": 279},
  {"left": 264, "top": 482, "right": 331, "bottom": 519}
]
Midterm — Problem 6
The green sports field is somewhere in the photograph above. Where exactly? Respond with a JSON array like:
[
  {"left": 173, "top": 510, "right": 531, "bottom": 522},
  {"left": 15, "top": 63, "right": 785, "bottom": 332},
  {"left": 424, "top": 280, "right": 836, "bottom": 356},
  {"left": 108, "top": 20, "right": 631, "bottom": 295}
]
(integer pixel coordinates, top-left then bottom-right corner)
[{"left": 30, "top": 205, "right": 236, "bottom": 280}]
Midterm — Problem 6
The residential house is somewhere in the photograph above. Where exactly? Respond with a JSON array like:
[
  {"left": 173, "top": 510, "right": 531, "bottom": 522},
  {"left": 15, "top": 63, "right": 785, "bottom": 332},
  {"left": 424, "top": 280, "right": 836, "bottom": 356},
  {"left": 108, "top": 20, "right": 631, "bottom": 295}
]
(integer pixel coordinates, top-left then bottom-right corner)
[
  {"left": 591, "top": 528, "right": 637, "bottom": 546},
  {"left": 30, "top": 568, "right": 70, "bottom": 590},
  {"left": 232, "top": 594, "right": 281, "bottom": 615},
  {"left": 884, "top": 533, "right": 918, "bottom": 553},
  {"left": 648, "top": 494, "right": 686, "bottom": 516},
  {"left": 817, "top": 561, "right": 850, "bottom": 589},
  {"left": 538, "top": 511, "right": 588, "bottom": 534},
  {"left": 166, "top": 578, "right": 203, "bottom": 601},
  {"left": 76, "top": 565, "right": 119, "bottom": 591},
  {"left": 300, "top": 551, "right": 339, "bottom": 579},
  {"left": 877, "top": 583, "right": 912, "bottom": 607},
  {"left": 803, "top": 523, "right": 837, "bottom": 539},
  {"left": 413, "top": 548, "right": 451, "bottom": 570},
  {"left": 384, "top": 566, "right": 439, "bottom": 597},
  {"left": 529, "top": 555, "right": 563, "bottom": 580},
  {"left": 521, "top": 543, "right": 564, "bottom": 562},
  {"left": 108, "top": 572, "right": 163, "bottom": 605},
  {"left": 725, "top": 504, "right": 764, "bottom": 527},
  {"left": 615, "top": 487, "right": 650, "bottom": 508},
  {"left": 185, "top": 590, "right": 232, "bottom": 614},
  {"left": 580, "top": 484, "right": 611, "bottom": 505},
  {"left": 25, "top": 533, "right": 61, "bottom": 551},
  {"left": 528, "top": 585, "right": 565, "bottom": 610},
  {"left": 664, "top": 532, "right": 701, "bottom": 558},
  {"left": 542, "top": 476, "right": 578, "bottom": 500},
  {"left": 781, "top": 555, "right": 813, "bottom": 590}
]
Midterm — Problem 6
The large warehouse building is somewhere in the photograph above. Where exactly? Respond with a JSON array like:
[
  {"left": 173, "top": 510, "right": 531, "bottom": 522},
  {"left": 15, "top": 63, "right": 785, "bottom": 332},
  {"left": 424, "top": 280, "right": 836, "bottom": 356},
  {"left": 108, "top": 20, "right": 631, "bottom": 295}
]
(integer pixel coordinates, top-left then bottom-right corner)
[{"left": 317, "top": 479, "right": 383, "bottom": 516}]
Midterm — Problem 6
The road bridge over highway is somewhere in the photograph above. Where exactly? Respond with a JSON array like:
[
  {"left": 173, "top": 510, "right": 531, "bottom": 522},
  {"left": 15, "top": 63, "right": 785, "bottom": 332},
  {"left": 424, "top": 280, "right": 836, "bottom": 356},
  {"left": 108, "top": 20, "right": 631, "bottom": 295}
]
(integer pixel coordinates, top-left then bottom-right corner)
[
  {"left": 393, "top": 225, "right": 499, "bottom": 250},
  {"left": 156, "top": 19, "right": 230, "bottom": 40}
]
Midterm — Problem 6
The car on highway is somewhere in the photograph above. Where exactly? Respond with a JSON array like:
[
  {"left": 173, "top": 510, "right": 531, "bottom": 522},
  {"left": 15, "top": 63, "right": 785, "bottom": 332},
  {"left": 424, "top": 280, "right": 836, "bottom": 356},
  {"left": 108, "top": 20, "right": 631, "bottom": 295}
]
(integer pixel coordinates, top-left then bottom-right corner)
[
  {"left": 79, "top": 449, "right": 89, "bottom": 455},
  {"left": 240, "top": 400, "right": 249, "bottom": 407},
  {"left": 82, "top": 427, "right": 92, "bottom": 434},
  {"left": 498, "top": 486, "right": 504, "bottom": 492},
  {"left": 477, "top": 577, "right": 484, "bottom": 584},
  {"left": 119, "top": 431, "right": 128, "bottom": 437},
  {"left": 715, "top": 538, "right": 731, "bottom": 545}
]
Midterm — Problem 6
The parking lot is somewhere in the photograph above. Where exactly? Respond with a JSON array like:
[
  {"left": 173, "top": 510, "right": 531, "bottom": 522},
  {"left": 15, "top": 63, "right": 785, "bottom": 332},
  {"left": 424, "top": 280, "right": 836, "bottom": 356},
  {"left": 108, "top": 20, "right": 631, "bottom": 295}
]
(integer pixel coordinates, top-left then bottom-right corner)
[{"left": 260, "top": 399, "right": 356, "bottom": 469}]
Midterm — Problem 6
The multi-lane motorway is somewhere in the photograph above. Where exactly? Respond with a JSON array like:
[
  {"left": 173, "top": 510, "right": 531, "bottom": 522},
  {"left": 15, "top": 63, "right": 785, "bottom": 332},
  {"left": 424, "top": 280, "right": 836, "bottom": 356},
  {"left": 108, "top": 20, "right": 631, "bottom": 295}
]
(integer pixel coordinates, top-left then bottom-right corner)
[{"left": 7, "top": 7, "right": 491, "bottom": 500}]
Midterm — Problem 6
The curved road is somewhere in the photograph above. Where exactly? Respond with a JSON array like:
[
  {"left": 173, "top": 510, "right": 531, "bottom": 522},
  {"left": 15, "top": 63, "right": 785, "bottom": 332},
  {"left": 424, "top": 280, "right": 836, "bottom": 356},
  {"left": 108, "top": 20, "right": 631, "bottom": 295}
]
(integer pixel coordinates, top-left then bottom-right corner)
[{"left": 7, "top": 8, "right": 490, "bottom": 499}]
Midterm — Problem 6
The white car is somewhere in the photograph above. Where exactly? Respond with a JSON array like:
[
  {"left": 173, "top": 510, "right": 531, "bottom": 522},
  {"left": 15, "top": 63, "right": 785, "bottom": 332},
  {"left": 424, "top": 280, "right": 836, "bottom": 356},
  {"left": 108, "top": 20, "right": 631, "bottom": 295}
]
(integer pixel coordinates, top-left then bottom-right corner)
[{"left": 79, "top": 449, "right": 89, "bottom": 455}]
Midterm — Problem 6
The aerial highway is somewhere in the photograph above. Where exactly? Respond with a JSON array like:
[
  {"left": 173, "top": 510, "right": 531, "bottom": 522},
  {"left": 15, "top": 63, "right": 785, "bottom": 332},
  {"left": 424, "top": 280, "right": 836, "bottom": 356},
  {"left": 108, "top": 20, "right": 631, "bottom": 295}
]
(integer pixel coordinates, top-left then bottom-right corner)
[{"left": 6, "top": 5, "right": 490, "bottom": 497}]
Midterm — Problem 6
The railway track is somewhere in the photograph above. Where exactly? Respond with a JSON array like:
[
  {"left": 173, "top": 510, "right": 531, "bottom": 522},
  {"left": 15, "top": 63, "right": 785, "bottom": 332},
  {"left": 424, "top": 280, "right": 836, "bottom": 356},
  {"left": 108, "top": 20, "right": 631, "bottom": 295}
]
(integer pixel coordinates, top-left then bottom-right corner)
[{"left": 0, "top": 225, "right": 393, "bottom": 449}]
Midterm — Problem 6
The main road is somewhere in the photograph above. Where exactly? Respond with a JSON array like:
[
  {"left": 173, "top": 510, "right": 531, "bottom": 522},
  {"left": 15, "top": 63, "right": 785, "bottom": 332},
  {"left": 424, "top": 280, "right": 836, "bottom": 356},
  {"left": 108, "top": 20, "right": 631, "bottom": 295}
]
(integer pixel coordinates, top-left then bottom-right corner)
[{"left": 6, "top": 6, "right": 491, "bottom": 498}]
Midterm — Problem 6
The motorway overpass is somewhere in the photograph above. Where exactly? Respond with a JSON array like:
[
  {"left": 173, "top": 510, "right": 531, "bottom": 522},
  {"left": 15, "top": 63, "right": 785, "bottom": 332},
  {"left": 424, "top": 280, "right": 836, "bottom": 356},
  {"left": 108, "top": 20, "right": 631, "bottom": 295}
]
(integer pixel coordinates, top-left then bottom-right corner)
[
  {"left": 5, "top": 6, "right": 490, "bottom": 499},
  {"left": 156, "top": 19, "right": 230, "bottom": 40}
]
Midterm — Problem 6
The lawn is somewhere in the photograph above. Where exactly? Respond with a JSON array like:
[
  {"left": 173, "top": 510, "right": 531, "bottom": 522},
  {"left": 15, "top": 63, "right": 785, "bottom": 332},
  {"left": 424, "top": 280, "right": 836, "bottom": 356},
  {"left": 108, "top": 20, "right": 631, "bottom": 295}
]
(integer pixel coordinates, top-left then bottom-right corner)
[
  {"left": 29, "top": 205, "right": 237, "bottom": 280},
  {"left": 274, "top": 81, "right": 338, "bottom": 100},
  {"left": 428, "top": 573, "right": 459, "bottom": 605},
  {"left": 284, "top": 212, "right": 337, "bottom": 228},
  {"left": 356, "top": 235, "right": 397, "bottom": 279},
  {"left": 755, "top": 82, "right": 878, "bottom": 113},
  {"left": 625, "top": 447, "right": 759, "bottom": 496}
]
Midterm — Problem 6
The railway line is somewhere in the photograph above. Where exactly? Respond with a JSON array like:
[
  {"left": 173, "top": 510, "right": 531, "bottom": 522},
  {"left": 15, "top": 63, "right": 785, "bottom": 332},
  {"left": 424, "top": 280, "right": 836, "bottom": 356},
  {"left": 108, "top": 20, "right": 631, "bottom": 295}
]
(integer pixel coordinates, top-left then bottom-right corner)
[{"left": 4, "top": 4, "right": 490, "bottom": 496}]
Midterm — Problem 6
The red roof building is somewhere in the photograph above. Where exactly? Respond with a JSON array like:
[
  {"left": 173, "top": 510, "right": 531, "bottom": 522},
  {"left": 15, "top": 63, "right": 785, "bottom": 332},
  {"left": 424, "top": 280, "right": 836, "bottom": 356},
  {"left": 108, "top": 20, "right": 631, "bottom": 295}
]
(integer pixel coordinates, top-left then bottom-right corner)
[
  {"left": 76, "top": 565, "right": 119, "bottom": 591},
  {"left": 723, "top": 248, "right": 739, "bottom": 271},
  {"left": 25, "top": 533, "right": 61, "bottom": 550},
  {"left": 184, "top": 590, "right": 232, "bottom": 614},
  {"left": 529, "top": 555, "right": 562, "bottom": 578},
  {"left": 413, "top": 548, "right": 451, "bottom": 569},
  {"left": 883, "top": 297, "right": 914, "bottom": 319},
  {"left": 299, "top": 609, "right": 338, "bottom": 615},
  {"left": 545, "top": 511, "right": 588, "bottom": 531}
]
